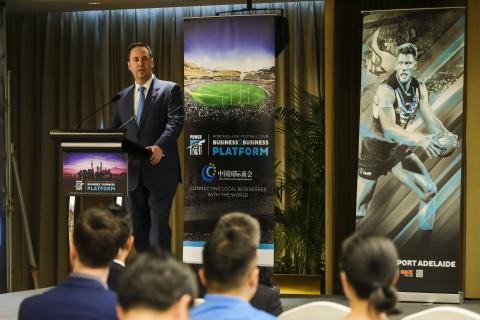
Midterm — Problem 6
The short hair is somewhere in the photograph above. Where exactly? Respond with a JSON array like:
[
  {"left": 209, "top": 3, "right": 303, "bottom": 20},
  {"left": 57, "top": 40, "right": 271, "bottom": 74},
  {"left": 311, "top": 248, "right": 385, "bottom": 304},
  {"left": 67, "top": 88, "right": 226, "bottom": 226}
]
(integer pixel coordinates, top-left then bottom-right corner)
[
  {"left": 128, "top": 42, "right": 152, "bottom": 60},
  {"left": 117, "top": 248, "right": 198, "bottom": 312},
  {"left": 105, "top": 203, "right": 132, "bottom": 248},
  {"left": 203, "top": 229, "right": 257, "bottom": 292},
  {"left": 213, "top": 212, "right": 261, "bottom": 245},
  {"left": 73, "top": 207, "right": 122, "bottom": 268},
  {"left": 395, "top": 43, "right": 417, "bottom": 60},
  {"left": 340, "top": 233, "right": 399, "bottom": 314}
]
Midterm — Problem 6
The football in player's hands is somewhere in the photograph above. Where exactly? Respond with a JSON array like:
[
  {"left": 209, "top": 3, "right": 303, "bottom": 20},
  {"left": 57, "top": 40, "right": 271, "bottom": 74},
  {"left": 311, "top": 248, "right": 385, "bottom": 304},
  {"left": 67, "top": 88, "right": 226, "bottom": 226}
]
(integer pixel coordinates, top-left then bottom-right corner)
[{"left": 430, "top": 132, "right": 458, "bottom": 158}]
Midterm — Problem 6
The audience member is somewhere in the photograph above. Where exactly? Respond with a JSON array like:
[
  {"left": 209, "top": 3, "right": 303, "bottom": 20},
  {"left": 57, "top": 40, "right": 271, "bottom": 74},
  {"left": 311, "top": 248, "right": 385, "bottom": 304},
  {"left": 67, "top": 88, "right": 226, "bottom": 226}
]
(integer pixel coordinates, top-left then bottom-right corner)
[
  {"left": 213, "top": 212, "right": 283, "bottom": 316},
  {"left": 105, "top": 203, "right": 134, "bottom": 292},
  {"left": 340, "top": 233, "right": 399, "bottom": 320},
  {"left": 19, "top": 207, "right": 122, "bottom": 320},
  {"left": 191, "top": 229, "right": 276, "bottom": 320},
  {"left": 117, "top": 248, "right": 198, "bottom": 320}
]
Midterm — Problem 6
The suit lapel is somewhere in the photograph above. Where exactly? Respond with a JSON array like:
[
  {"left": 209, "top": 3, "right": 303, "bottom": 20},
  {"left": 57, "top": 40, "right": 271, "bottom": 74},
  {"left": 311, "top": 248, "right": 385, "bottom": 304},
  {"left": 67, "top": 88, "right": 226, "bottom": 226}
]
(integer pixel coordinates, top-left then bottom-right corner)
[{"left": 138, "top": 78, "right": 160, "bottom": 129}]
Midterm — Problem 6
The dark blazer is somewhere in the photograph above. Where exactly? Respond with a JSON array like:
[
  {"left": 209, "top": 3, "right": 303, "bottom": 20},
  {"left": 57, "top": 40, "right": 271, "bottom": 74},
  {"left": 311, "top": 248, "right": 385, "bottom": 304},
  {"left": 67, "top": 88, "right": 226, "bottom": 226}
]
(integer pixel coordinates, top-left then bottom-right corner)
[
  {"left": 107, "top": 261, "right": 124, "bottom": 292},
  {"left": 18, "top": 276, "right": 117, "bottom": 320},
  {"left": 110, "top": 77, "right": 184, "bottom": 195},
  {"left": 250, "top": 284, "right": 283, "bottom": 316}
]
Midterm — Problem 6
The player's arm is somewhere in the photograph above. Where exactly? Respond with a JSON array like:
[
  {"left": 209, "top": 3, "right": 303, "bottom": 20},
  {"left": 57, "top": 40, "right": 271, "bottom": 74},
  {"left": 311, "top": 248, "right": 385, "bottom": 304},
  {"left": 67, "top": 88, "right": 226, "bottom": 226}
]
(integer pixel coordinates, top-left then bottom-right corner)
[
  {"left": 418, "top": 82, "right": 448, "bottom": 134},
  {"left": 376, "top": 84, "right": 430, "bottom": 148}
]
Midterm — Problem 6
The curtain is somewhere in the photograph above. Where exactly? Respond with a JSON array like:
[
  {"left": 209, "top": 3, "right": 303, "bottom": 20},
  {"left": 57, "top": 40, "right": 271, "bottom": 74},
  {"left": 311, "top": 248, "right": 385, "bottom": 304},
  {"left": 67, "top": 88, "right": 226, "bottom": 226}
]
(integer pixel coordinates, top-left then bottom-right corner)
[{"left": 6, "top": 1, "right": 324, "bottom": 290}]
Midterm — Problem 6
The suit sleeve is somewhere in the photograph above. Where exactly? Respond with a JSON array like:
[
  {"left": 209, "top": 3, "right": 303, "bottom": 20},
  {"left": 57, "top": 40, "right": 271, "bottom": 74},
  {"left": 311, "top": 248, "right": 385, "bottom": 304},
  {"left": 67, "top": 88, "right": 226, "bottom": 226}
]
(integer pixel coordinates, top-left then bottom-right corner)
[
  {"left": 108, "top": 102, "right": 122, "bottom": 129},
  {"left": 155, "top": 84, "right": 184, "bottom": 151},
  {"left": 269, "top": 286, "right": 283, "bottom": 316},
  {"left": 18, "top": 298, "right": 35, "bottom": 320}
]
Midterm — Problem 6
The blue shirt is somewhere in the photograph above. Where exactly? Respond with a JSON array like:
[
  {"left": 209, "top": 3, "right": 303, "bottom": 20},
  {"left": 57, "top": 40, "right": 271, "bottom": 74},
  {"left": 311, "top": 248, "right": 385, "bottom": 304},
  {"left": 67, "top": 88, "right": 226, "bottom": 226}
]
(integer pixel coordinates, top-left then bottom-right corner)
[{"left": 191, "top": 294, "right": 277, "bottom": 320}]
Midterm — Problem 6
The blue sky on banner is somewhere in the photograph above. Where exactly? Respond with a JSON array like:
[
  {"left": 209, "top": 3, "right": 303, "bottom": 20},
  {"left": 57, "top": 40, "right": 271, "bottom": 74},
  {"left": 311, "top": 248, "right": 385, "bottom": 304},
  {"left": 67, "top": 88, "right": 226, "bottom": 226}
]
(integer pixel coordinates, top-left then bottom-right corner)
[{"left": 184, "top": 16, "right": 275, "bottom": 72}]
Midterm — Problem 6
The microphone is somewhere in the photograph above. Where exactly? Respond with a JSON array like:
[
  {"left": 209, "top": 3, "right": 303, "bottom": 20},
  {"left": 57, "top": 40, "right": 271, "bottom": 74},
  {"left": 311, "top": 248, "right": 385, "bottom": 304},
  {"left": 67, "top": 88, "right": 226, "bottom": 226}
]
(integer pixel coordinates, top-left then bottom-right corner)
[
  {"left": 74, "top": 94, "right": 121, "bottom": 129},
  {"left": 118, "top": 114, "right": 136, "bottom": 129}
]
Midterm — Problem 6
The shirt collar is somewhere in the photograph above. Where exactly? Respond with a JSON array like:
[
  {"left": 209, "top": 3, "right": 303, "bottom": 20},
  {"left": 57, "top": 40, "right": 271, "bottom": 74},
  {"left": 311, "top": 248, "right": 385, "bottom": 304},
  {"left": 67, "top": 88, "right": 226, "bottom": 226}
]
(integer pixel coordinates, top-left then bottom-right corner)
[
  {"left": 135, "top": 74, "right": 154, "bottom": 94},
  {"left": 69, "top": 272, "right": 108, "bottom": 289},
  {"left": 203, "top": 294, "right": 249, "bottom": 305},
  {"left": 113, "top": 259, "right": 125, "bottom": 267}
]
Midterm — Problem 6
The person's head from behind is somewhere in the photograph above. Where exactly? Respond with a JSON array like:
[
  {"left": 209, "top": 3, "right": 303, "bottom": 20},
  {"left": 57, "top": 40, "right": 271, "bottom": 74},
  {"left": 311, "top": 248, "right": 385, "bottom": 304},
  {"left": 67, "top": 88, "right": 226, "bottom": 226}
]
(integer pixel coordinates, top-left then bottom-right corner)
[
  {"left": 395, "top": 43, "right": 417, "bottom": 84},
  {"left": 214, "top": 212, "right": 261, "bottom": 245},
  {"left": 106, "top": 203, "right": 134, "bottom": 262},
  {"left": 200, "top": 229, "right": 258, "bottom": 299},
  {"left": 72, "top": 207, "right": 122, "bottom": 269},
  {"left": 340, "top": 233, "right": 399, "bottom": 317},
  {"left": 117, "top": 248, "right": 198, "bottom": 320}
]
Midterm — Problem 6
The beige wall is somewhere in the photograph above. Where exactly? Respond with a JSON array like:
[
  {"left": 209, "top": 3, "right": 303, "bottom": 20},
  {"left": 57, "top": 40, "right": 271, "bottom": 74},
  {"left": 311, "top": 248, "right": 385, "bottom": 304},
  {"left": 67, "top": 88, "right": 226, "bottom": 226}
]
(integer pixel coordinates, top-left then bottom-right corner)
[
  {"left": 465, "top": 0, "right": 480, "bottom": 298},
  {"left": 324, "top": 0, "right": 334, "bottom": 295}
]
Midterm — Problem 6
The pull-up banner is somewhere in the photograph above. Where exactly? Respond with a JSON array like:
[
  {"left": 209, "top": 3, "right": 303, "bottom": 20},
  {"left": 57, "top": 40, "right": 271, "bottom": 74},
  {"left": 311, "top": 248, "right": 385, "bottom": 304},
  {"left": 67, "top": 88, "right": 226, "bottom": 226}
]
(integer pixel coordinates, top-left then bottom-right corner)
[
  {"left": 183, "top": 15, "right": 276, "bottom": 266},
  {"left": 356, "top": 8, "right": 465, "bottom": 302}
]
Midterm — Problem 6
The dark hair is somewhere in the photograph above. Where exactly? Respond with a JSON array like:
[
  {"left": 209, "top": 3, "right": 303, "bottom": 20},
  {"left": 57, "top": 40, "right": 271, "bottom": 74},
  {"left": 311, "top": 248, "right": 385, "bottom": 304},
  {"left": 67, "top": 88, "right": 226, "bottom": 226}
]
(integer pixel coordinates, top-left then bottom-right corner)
[
  {"left": 213, "top": 212, "right": 261, "bottom": 245},
  {"left": 105, "top": 203, "right": 132, "bottom": 249},
  {"left": 203, "top": 229, "right": 257, "bottom": 291},
  {"left": 117, "top": 248, "right": 198, "bottom": 312},
  {"left": 73, "top": 207, "right": 122, "bottom": 268},
  {"left": 340, "top": 233, "right": 399, "bottom": 314},
  {"left": 395, "top": 43, "right": 417, "bottom": 59},
  {"left": 128, "top": 42, "right": 152, "bottom": 60}
]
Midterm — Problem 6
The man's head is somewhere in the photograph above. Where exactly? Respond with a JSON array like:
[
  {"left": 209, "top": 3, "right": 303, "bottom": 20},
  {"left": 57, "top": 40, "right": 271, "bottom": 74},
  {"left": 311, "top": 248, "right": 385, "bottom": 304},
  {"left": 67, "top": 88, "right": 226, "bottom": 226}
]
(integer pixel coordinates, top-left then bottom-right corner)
[
  {"left": 200, "top": 229, "right": 258, "bottom": 298},
  {"left": 127, "top": 42, "right": 154, "bottom": 85},
  {"left": 213, "top": 212, "right": 261, "bottom": 245},
  {"left": 117, "top": 249, "right": 198, "bottom": 320},
  {"left": 394, "top": 43, "right": 417, "bottom": 84},
  {"left": 106, "top": 203, "right": 134, "bottom": 261},
  {"left": 72, "top": 207, "right": 122, "bottom": 268}
]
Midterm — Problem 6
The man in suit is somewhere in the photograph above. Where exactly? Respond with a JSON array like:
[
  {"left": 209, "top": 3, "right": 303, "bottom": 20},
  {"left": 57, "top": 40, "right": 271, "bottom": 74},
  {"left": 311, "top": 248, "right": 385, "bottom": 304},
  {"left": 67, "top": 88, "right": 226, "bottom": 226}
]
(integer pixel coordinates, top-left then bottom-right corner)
[
  {"left": 18, "top": 207, "right": 122, "bottom": 320},
  {"left": 191, "top": 229, "right": 276, "bottom": 320},
  {"left": 117, "top": 248, "right": 198, "bottom": 320},
  {"left": 110, "top": 42, "right": 184, "bottom": 252},
  {"left": 212, "top": 212, "right": 283, "bottom": 316},
  {"left": 106, "top": 203, "right": 134, "bottom": 292}
]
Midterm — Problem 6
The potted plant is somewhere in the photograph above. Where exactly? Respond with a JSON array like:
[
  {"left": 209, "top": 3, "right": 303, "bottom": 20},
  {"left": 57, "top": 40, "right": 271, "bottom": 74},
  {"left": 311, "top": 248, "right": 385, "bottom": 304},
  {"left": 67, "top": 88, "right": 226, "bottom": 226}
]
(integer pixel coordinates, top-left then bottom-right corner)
[{"left": 274, "top": 87, "right": 325, "bottom": 293}]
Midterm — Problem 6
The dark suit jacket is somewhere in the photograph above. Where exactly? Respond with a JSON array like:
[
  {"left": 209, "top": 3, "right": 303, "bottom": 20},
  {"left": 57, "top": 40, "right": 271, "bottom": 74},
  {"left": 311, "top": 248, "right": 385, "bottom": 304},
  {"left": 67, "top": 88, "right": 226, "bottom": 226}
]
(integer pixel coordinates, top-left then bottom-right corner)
[
  {"left": 18, "top": 276, "right": 117, "bottom": 320},
  {"left": 250, "top": 284, "right": 283, "bottom": 316},
  {"left": 107, "top": 261, "right": 124, "bottom": 292},
  {"left": 110, "top": 77, "right": 184, "bottom": 195}
]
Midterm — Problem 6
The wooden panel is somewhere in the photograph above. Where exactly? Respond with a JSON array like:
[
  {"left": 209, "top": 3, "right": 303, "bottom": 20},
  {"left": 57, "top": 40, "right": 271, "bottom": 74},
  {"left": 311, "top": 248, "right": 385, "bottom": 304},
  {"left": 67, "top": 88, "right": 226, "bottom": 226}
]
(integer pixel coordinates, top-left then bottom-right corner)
[{"left": 465, "top": 0, "right": 480, "bottom": 298}]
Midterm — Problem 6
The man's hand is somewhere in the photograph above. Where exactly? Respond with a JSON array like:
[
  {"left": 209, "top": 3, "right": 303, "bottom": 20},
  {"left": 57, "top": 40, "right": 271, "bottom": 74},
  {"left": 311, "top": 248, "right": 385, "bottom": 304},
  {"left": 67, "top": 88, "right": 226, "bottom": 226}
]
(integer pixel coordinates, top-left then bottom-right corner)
[{"left": 147, "top": 145, "right": 164, "bottom": 165}]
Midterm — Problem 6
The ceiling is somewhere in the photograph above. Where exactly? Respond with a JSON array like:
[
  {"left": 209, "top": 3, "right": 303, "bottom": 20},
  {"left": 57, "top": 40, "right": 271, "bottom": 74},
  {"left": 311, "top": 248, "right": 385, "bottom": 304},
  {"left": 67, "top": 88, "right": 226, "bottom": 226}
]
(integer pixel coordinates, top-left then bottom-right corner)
[{"left": 4, "top": 0, "right": 281, "bottom": 13}]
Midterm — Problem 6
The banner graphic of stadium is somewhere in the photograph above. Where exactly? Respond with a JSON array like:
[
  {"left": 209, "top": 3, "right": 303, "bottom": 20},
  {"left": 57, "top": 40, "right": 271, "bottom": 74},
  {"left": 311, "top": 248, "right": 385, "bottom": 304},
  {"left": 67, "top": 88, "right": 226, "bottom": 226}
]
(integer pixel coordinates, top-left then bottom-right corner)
[
  {"left": 356, "top": 8, "right": 464, "bottom": 296},
  {"left": 183, "top": 15, "right": 275, "bottom": 266}
]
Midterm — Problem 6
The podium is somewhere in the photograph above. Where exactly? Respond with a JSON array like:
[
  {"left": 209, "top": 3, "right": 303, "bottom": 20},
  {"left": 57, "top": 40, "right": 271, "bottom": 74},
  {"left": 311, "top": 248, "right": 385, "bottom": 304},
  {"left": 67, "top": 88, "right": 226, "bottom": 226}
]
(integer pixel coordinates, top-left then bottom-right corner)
[{"left": 50, "top": 130, "right": 150, "bottom": 243}]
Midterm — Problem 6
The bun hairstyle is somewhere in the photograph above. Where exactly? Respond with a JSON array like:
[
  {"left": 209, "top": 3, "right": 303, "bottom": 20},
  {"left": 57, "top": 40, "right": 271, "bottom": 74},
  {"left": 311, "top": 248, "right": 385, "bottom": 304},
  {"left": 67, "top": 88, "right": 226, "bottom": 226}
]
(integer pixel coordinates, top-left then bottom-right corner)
[{"left": 340, "top": 233, "right": 399, "bottom": 314}]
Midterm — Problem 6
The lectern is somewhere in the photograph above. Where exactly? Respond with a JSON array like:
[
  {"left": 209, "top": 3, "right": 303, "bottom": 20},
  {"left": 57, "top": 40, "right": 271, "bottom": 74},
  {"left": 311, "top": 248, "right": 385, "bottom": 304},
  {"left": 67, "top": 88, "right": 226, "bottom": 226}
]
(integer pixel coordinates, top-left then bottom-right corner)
[{"left": 50, "top": 130, "right": 150, "bottom": 243}]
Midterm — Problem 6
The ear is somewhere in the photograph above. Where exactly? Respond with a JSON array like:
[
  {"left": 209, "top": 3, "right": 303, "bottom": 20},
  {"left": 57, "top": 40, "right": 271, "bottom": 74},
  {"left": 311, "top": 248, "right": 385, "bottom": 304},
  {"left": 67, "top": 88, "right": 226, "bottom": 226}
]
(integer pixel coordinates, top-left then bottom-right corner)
[
  {"left": 198, "top": 268, "right": 207, "bottom": 287},
  {"left": 172, "top": 294, "right": 192, "bottom": 320},
  {"left": 127, "top": 61, "right": 132, "bottom": 72},
  {"left": 392, "top": 270, "right": 399, "bottom": 286},
  {"left": 70, "top": 244, "right": 78, "bottom": 263},
  {"left": 116, "top": 305, "right": 125, "bottom": 320},
  {"left": 340, "top": 271, "right": 349, "bottom": 294},
  {"left": 247, "top": 266, "right": 259, "bottom": 289},
  {"left": 125, "top": 235, "right": 134, "bottom": 252}
]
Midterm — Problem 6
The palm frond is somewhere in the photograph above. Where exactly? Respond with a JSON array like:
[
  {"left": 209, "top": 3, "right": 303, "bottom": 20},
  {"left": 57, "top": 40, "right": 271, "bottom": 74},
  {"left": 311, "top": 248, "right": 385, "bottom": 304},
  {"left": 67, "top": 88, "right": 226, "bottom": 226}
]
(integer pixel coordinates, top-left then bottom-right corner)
[{"left": 274, "top": 87, "right": 325, "bottom": 275}]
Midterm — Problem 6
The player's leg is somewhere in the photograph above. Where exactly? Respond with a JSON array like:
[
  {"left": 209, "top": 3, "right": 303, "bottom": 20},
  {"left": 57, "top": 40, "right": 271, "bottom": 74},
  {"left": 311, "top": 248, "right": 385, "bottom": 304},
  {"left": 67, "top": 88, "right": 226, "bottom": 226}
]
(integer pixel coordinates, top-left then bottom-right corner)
[
  {"left": 356, "top": 176, "right": 377, "bottom": 218},
  {"left": 391, "top": 154, "right": 437, "bottom": 230}
]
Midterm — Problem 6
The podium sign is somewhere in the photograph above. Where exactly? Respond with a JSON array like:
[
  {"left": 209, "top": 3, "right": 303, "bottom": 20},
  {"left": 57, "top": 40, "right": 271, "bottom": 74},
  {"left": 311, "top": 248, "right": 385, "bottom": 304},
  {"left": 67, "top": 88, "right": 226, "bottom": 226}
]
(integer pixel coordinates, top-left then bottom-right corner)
[{"left": 63, "top": 151, "right": 127, "bottom": 196}]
